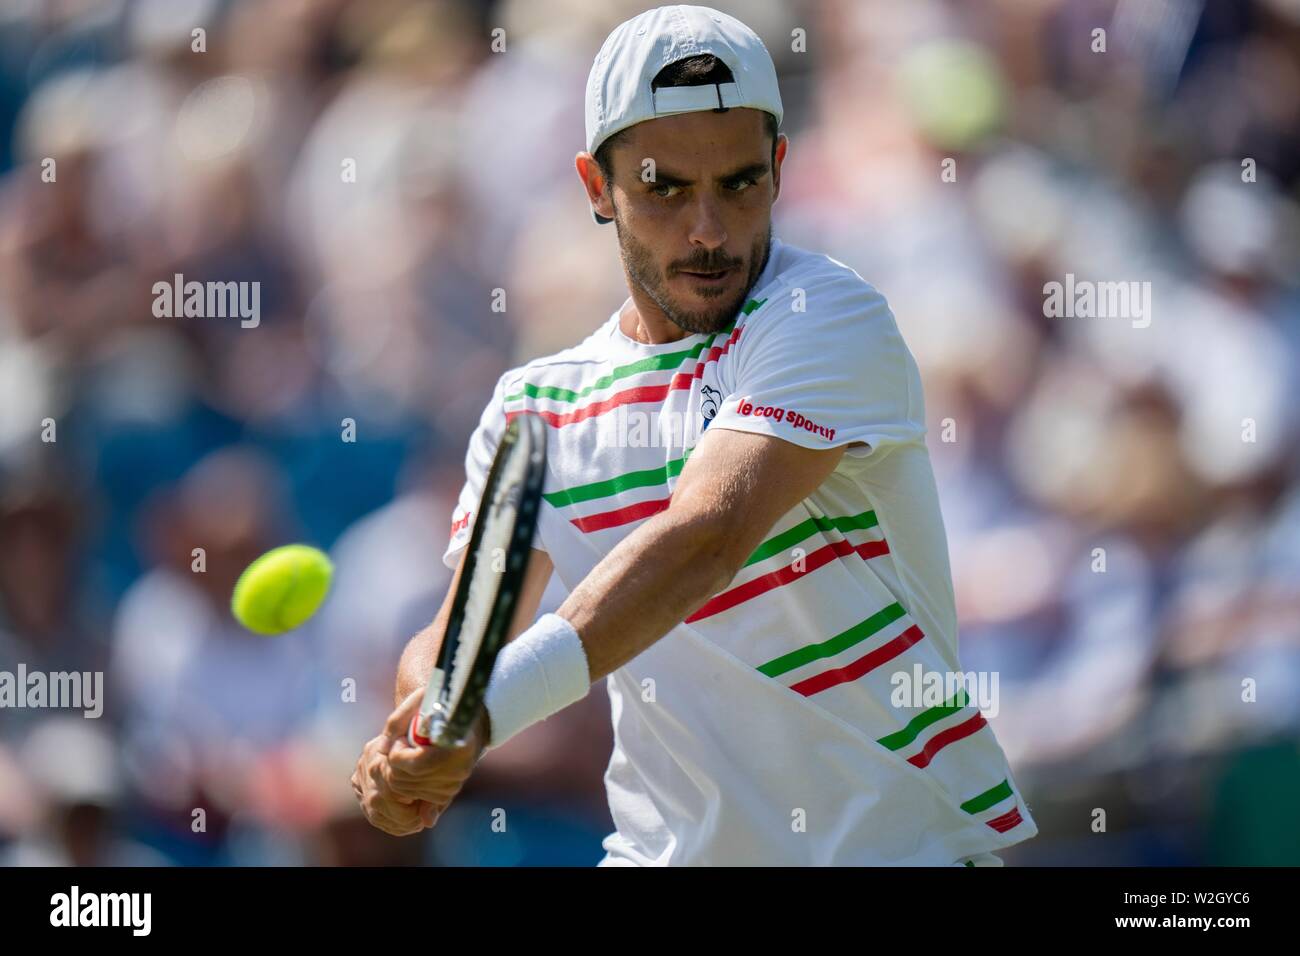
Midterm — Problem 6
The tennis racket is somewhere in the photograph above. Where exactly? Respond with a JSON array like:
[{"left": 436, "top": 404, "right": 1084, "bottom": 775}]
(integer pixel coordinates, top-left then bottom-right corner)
[{"left": 408, "top": 413, "right": 547, "bottom": 748}]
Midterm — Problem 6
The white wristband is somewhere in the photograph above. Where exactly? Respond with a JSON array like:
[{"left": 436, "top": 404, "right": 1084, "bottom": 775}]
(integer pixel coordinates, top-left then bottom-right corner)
[{"left": 483, "top": 613, "right": 591, "bottom": 749}]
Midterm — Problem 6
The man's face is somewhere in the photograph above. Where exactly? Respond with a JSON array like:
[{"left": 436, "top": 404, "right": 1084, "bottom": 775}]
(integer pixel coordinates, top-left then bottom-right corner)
[{"left": 602, "top": 108, "right": 784, "bottom": 335}]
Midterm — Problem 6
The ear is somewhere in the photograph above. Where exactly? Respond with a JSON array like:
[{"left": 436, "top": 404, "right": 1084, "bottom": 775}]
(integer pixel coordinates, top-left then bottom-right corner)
[
  {"left": 575, "top": 152, "right": 614, "bottom": 221},
  {"left": 771, "top": 134, "right": 788, "bottom": 204}
]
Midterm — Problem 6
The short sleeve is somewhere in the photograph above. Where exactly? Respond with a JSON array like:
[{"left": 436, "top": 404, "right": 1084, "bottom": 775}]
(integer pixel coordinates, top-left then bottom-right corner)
[
  {"left": 708, "top": 278, "right": 925, "bottom": 462},
  {"left": 442, "top": 368, "right": 548, "bottom": 569}
]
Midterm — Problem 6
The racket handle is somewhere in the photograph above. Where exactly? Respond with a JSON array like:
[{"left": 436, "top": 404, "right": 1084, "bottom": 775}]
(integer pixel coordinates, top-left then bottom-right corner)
[{"left": 408, "top": 712, "right": 434, "bottom": 748}]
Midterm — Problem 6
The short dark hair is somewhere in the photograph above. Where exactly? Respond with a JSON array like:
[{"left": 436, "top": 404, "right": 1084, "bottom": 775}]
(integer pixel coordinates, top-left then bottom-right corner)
[{"left": 593, "top": 53, "right": 779, "bottom": 182}]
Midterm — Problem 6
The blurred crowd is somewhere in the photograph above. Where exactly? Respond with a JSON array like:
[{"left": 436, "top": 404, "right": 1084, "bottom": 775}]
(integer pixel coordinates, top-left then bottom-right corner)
[{"left": 0, "top": 0, "right": 1298, "bottom": 866}]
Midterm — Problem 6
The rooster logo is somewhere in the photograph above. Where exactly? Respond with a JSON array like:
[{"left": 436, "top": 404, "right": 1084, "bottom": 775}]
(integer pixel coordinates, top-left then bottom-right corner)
[{"left": 700, "top": 384, "right": 722, "bottom": 430}]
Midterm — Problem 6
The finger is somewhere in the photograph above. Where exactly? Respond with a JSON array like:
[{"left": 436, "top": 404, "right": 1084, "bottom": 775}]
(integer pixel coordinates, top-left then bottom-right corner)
[
  {"left": 386, "top": 755, "right": 473, "bottom": 802},
  {"left": 385, "top": 730, "right": 428, "bottom": 763},
  {"left": 375, "top": 812, "right": 423, "bottom": 837},
  {"left": 384, "top": 687, "right": 426, "bottom": 741},
  {"left": 367, "top": 749, "right": 399, "bottom": 784},
  {"left": 367, "top": 752, "right": 449, "bottom": 806},
  {"left": 389, "top": 731, "right": 476, "bottom": 771},
  {"left": 357, "top": 753, "right": 426, "bottom": 829},
  {"left": 367, "top": 755, "right": 415, "bottom": 803},
  {"left": 386, "top": 773, "right": 461, "bottom": 804},
  {"left": 362, "top": 795, "right": 426, "bottom": 836},
  {"left": 382, "top": 755, "right": 462, "bottom": 803},
  {"left": 352, "top": 751, "right": 380, "bottom": 799},
  {"left": 369, "top": 811, "right": 424, "bottom": 837},
  {"left": 387, "top": 738, "right": 452, "bottom": 772},
  {"left": 418, "top": 801, "right": 436, "bottom": 828}
]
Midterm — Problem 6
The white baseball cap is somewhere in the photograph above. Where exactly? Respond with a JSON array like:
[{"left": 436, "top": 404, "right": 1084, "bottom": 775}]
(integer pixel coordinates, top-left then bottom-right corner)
[{"left": 584, "top": 4, "right": 784, "bottom": 224}]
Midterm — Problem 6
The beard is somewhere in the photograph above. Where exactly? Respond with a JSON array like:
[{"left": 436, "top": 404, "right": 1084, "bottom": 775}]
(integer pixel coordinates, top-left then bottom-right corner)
[{"left": 614, "top": 213, "right": 772, "bottom": 336}]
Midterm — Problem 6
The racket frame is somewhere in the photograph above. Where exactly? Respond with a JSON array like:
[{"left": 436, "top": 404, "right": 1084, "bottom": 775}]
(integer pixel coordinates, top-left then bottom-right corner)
[{"left": 408, "top": 413, "right": 546, "bottom": 749}]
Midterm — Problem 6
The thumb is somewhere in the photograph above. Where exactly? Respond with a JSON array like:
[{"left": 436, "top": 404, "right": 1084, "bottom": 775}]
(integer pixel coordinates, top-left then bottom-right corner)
[
  {"left": 418, "top": 800, "right": 437, "bottom": 827},
  {"left": 384, "top": 686, "right": 426, "bottom": 744}
]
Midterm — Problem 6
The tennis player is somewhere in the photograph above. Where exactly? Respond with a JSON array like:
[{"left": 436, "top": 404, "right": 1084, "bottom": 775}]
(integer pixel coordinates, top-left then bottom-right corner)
[{"left": 353, "top": 4, "right": 1038, "bottom": 866}]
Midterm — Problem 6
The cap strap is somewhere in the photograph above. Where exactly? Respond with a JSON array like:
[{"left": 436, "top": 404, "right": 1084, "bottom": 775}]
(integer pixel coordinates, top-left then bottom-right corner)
[{"left": 652, "top": 82, "right": 744, "bottom": 116}]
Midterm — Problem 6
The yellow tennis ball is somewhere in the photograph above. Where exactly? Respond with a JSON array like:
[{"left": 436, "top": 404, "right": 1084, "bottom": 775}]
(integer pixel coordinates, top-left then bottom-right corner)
[{"left": 231, "top": 544, "right": 333, "bottom": 635}]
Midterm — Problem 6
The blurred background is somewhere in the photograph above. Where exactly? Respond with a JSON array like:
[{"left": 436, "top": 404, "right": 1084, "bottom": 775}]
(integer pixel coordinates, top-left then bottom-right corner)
[{"left": 0, "top": 0, "right": 1298, "bottom": 866}]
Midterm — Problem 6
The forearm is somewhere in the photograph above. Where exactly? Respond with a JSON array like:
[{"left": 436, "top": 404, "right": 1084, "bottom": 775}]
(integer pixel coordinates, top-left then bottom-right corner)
[
  {"left": 476, "top": 431, "right": 841, "bottom": 749},
  {"left": 394, "top": 548, "right": 551, "bottom": 708},
  {"left": 556, "top": 506, "right": 740, "bottom": 681},
  {"left": 395, "top": 616, "right": 446, "bottom": 706}
]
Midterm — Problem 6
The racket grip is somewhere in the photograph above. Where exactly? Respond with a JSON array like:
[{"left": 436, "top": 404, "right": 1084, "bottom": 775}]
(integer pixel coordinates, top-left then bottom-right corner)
[{"left": 408, "top": 712, "right": 434, "bottom": 748}]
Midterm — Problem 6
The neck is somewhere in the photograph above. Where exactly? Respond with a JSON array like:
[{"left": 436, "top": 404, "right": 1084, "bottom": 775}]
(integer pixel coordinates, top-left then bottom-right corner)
[{"left": 618, "top": 296, "right": 694, "bottom": 346}]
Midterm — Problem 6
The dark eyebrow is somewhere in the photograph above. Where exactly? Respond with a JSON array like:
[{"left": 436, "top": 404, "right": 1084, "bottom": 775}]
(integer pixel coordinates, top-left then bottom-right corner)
[
  {"left": 719, "top": 161, "right": 771, "bottom": 183},
  {"left": 649, "top": 161, "right": 770, "bottom": 188}
]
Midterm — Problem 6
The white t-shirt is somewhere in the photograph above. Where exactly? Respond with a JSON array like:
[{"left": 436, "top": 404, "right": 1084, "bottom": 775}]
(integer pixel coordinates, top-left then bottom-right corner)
[{"left": 444, "top": 237, "right": 1038, "bottom": 865}]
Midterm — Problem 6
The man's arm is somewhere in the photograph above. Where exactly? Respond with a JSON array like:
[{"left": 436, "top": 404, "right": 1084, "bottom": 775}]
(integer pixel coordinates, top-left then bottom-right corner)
[
  {"left": 392, "top": 425, "right": 838, "bottom": 719},
  {"left": 358, "top": 427, "right": 840, "bottom": 833},
  {"left": 394, "top": 547, "right": 555, "bottom": 706},
  {"left": 351, "top": 547, "right": 553, "bottom": 836},
  {"left": 559, "top": 426, "right": 845, "bottom": 681}
]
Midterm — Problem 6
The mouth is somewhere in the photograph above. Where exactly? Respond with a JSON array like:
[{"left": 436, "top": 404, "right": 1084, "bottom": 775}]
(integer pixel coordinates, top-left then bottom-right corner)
[{"left": 676, "top": 266, "right": 734, "bottom": 286}]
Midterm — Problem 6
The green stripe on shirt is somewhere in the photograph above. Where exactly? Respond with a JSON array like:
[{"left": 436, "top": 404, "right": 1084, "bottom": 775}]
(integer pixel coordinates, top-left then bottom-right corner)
[
  {"left": 543, "top": 456, "right": 688, "bottom": 508},
  {"left": 877, "top": 689, "right": 971, "bottom": 752},
  {"left": 960, "top": 779, "right": 1014, "bottom": 815},
  {"left": 743, "top": 511, "right": 878, "bottom": 567},
  {"left": 758, "top": 602, "right": 907, "bottom": 678},
  {"left": 503, "top": 299, "right": 765, "bottom": 406}
]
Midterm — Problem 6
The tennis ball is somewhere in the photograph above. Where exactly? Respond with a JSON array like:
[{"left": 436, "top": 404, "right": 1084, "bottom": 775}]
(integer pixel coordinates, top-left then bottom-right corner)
[
  {"left": 231, "top": 544, "right": 333, "bottom": 635},
  {"left": 898, "top": 40, "right": 1005, "bottom": 151}
]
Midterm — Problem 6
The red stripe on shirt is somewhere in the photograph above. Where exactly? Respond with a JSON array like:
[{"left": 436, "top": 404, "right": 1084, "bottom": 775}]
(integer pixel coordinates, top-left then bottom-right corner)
[
  {"left": 691, "top": 325, "right": 742, "bottom": 379},
  {"left": 788, "top": 624, "right": 926, "bottom": 697},
  {"left": 569, "top": 496, "right": 672, "bottom": 533},
  {"left": 987, "top": 806, "right": 1024, "bottom": 832},
  {"left": 685, "top": 536, "right": 890, "bottom": 623},
  {"left": 906, "top": 712, "right": 989, "bottom": 769},
  {"left": 505, "top": 327, "right": 743, "bottom": 429}
]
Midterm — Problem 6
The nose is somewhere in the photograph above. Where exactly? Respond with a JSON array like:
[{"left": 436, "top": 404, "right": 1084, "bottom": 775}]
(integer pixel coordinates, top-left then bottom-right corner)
[{"left": 686, "top": 194, "right": 728, "bottom": 251}]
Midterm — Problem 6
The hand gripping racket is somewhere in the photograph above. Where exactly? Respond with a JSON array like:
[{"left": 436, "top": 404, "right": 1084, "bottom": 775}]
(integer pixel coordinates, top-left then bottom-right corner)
[{"left": 408, "top": 413, "right": 547, "bottom": 748}]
